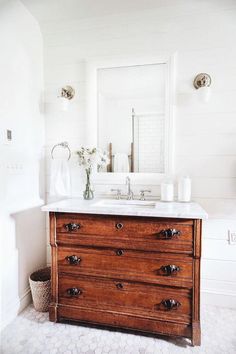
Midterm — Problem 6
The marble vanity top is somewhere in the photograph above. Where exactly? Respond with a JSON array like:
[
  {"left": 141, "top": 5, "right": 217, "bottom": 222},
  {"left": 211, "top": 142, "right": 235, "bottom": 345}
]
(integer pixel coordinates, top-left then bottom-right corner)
[{"left": 42, "top": 198, "right": 208, "bottom": 219}]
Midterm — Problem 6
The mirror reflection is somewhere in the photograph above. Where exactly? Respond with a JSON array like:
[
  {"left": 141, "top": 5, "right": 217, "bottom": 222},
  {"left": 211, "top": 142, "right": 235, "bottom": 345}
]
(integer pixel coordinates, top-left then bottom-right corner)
[{"left": 97, "top": 63, "right": 166, "bottom": 173}]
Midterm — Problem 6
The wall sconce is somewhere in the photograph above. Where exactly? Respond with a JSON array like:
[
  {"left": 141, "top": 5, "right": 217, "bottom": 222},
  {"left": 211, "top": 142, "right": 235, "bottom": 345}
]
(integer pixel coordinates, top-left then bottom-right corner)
[
  {"left": 193, "top": 73, "right": 211, "bottom": 103},
  {"left": 58, "top": 85, "right": 75, "bottom": 111}
]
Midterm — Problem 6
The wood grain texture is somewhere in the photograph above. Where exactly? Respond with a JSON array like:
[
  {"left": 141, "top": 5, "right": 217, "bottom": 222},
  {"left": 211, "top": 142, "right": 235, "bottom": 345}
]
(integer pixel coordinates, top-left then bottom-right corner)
[
  {"left": 58, "top": 246, "right": 193, "bottom": 288},
  {"left": 49, "top": 212, "right": 202, "bottom": 346},
  {"left": 58, "top": 274, "right": 192, "bottom": 323},
  {"left": 58, "top": 305, "right": 192, "bottom": 339},
  {"left": 56, "top": 213, "right": 194, "bottom": 254}
]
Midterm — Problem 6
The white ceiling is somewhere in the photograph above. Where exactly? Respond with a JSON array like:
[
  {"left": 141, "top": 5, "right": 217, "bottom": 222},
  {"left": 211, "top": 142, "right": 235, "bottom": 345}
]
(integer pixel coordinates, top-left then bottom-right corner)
[{"left": 21, "top": 0, "right": 164, "bottom": 23}]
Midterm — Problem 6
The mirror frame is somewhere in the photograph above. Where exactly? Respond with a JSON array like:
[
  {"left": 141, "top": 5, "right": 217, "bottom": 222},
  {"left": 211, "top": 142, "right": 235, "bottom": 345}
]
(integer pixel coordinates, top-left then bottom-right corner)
[{"left": 86, "top": 54, "right": 176, "bottom": 186}]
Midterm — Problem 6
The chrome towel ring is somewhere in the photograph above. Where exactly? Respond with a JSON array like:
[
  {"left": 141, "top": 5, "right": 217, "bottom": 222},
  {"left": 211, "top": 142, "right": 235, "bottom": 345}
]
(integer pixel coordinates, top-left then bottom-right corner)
[{"left": 51, "top": 142, "right": 71, "bottom": 161}]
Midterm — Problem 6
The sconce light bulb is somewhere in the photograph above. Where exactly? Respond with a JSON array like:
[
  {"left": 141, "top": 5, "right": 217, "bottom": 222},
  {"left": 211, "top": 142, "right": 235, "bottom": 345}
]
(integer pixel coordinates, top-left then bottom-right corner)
[
  {"left": 196, "top": 86, "right": 211, "bottom": 103},
  {"left": 193, "top": 73, "right": 212, "bottom": 103}
]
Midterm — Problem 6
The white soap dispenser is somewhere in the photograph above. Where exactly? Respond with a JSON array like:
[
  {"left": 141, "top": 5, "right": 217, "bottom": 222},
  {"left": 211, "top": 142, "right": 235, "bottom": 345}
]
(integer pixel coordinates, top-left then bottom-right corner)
[
  {"left": 178, "top": 176, "right": 191, "bottom": 202},
  {"left": 161, "top": 178, "right": 174, "bottom": 202}
]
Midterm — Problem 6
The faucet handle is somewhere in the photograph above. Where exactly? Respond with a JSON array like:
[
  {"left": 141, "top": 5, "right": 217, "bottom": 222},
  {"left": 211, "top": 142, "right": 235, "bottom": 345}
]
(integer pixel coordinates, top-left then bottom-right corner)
[
  {"left": 139, "top": 189, "right": 151, "bottom": 201},
  {"left": 111, "top": 188, "right": 122, "bottom": 200},
  {"left": 126, "top": 176, "right": 130, "bottom": 183}
]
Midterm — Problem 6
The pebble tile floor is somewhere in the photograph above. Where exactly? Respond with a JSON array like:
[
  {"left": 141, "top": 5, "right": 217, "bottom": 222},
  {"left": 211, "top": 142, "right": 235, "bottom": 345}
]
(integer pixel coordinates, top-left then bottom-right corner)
[{"left": 1, "top": 304, "right": 236, "bottom": 354}]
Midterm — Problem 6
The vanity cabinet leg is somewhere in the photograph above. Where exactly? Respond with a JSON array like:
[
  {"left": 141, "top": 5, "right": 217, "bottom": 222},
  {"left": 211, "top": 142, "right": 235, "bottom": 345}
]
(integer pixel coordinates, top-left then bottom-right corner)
[
  {"left": 192, "top": 220, "right": 202, "bottom": 347},
  {"left": 192, "top": 321, "right": 201, "bottom": 346},
  {"left": 49, "top": 212, "right": 58, "bottom": 323},
  {"left": 49, "top": 304, "right": 58, "bottom": 322}
]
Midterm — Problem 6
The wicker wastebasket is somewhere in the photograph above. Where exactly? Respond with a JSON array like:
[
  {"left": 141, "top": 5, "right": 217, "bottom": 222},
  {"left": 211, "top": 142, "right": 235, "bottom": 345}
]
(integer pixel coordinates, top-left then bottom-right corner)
[{"left": 29, "top": 267, "right": 51, "bottom": 312}]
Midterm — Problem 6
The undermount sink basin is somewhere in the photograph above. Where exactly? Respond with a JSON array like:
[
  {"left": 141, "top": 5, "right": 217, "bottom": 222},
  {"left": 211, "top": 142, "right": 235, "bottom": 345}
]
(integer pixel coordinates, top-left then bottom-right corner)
[{"left": 92, "top": 199, "right": 156, "bottom": 208}]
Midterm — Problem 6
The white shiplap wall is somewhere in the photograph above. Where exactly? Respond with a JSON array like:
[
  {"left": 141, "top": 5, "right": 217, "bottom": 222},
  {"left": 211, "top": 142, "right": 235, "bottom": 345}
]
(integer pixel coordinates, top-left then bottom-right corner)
[
  {"left": 42, "top": 1, "right": 236, "bottom": 307},
  {"left": 0, "top": 0, "right": 46, "bottom": 329}
]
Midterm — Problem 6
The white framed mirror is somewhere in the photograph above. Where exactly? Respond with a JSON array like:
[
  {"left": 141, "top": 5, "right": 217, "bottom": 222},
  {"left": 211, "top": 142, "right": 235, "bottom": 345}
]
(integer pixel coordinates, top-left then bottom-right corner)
[{"left": 86, "top": 55, "right": 176, "bottom": 185}]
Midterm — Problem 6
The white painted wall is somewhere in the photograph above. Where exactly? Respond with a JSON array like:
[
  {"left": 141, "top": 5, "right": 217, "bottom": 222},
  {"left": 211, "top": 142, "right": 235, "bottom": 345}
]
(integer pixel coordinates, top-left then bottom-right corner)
[
  {"left": 0, "top": 0, "right": 46, "bottom": 330},
  {"left": 40, "top": 1, "right": 236, "bottom": 307}
]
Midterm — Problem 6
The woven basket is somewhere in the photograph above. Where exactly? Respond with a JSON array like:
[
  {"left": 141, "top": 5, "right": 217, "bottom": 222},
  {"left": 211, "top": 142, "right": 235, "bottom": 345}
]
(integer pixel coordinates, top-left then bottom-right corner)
[{"left": 29, "top": 267, "right": 51, "bottom": 312}]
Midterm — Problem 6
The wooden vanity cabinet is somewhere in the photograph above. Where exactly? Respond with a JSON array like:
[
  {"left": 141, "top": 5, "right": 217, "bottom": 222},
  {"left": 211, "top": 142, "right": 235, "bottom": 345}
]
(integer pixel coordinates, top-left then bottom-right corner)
[{"left": 49, "top": 212, "right": 202, "bottom": 346}]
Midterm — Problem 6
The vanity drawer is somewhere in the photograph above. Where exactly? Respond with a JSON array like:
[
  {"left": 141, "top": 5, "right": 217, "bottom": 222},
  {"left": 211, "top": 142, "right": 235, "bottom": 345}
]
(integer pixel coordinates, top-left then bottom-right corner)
[
  {"left": 56, "top": 213, "right": 194, "bottom": 254},
  {"left": 57, "top": 246, "right": 193, "bottom": 288},
  {"left": 57, "top": 305, "right": 192, "bottom": 339},
  {"left": 58, "top": 274, "right": 192, "bottom": 324}
]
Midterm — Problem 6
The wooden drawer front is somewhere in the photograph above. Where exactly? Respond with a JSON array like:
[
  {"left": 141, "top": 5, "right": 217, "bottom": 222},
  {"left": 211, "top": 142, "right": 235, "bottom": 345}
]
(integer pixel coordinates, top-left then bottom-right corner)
[
  {"left": 58, "top": 247, "right": 193, "bottom": 288},
  {"left": 56, "top": 214, "right": 193, "bottom": 254},
  {"left": 58, "top": 305, "right": 192, "bottom": 339},
  {"left": 58, "top": 275, "right": 192, "bottom": 324}
]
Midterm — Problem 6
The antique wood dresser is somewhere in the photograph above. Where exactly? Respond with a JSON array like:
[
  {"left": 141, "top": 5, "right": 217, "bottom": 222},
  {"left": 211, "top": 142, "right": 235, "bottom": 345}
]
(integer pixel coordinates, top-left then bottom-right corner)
[{"left": 48, "top": 209, "right": 203, "bottom": 346}]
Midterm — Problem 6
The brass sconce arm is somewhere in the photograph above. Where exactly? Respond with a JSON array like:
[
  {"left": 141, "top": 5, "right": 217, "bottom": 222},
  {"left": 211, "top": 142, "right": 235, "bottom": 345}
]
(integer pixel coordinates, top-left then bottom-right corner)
[
  {"left": 60, "top": 85, "right": 75, "bottom": 100},
  {"left": 193, "top": 73, "right": 211, "bottom": 89}
]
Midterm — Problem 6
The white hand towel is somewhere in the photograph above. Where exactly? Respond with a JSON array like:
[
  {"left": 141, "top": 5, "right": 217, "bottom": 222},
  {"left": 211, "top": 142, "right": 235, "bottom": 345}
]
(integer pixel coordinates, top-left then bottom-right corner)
[
  {"left": 113, "top": 153, "right": 129, "bottom": 173},
  {"left": 49, "top": 159, "right": 71, "bottom": 197}
]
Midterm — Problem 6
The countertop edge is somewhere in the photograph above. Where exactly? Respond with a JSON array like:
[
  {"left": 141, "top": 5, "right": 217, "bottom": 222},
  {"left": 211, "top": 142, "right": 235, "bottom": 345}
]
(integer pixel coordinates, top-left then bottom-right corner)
[{"left": 41, "top": 199, "right": 208, "bottom": 220}]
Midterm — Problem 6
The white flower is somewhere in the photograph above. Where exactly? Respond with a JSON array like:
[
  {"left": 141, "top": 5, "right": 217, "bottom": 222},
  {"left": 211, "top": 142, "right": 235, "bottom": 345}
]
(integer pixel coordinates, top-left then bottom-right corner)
[{"left": 76, "top": 147, "right": 109, "bottom": 171}]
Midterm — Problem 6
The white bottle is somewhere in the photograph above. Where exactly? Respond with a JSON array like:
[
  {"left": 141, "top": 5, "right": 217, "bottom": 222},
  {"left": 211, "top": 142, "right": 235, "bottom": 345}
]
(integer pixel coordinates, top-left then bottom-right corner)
[
  {"left": 178, "top": 176, "right": 191, "bottom": 202},
  {"left": 161, "top": 179, "right": 174, "bottom": 202}
]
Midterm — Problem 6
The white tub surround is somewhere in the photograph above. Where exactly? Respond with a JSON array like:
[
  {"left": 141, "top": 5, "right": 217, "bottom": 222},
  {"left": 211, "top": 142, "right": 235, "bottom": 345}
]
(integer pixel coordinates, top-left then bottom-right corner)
[{"left": 42, "top": 198, "right": 207, "bottom": 219}]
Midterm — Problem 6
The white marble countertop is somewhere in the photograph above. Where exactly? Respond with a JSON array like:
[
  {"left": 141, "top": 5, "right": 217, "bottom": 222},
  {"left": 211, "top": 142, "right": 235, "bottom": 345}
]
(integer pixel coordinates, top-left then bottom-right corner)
[{"left": 42, "top": 198, "right": 208, "bottom": 219}]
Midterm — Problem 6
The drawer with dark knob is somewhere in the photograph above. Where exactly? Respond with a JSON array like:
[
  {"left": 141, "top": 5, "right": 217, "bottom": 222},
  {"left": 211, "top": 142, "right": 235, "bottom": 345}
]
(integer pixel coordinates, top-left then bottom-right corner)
[
  {"left": 66, "top": 255, "right": 81, "bottom": 265},
  {"left": 58, "top": 274, "right": 191, "bottom": 324},
  {"left": 116, "top": 249, "right": 124, "bottom": 256},
  {"left": 116, "top": 283, "right": 123, "bottom": 289},
  {"left": 56, "top": 214, "right": 193, "bottom": 254},
  {"left": 160, "top": 264, "right": 180, "bottom": 276},
  {"left": 64, "top": 223, "right": 81, "bottom": 232},
  {"left": 57, "top": 247, "right": 193, "bottom": 288},
  {"left": 161, "top": 299, "right": 181, "bottom": 310},
  {"left": 116, "top": 223, "right": 123, "bottom": 230},
  {"left": 159, "top": 229, "right": 181, "bottom": 239},
  {"left": 67, "top": 287, "right": 82, "bottom": 296}
]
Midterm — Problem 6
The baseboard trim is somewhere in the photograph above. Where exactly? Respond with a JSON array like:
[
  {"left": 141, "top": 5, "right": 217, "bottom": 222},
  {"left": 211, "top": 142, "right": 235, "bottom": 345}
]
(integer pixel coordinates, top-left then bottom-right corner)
[
  {"left": 18, "top": 287, "right": 32, "bottom": 314},
  {"left": 0, "top": 287, "right": 32, "bottom": 332}
]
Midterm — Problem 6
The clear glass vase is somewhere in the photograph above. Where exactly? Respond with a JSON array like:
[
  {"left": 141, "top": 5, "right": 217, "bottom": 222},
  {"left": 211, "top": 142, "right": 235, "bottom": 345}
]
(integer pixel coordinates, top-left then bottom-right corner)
[{"left": 83, "top": 169, "right": 94, "bottom": 200}]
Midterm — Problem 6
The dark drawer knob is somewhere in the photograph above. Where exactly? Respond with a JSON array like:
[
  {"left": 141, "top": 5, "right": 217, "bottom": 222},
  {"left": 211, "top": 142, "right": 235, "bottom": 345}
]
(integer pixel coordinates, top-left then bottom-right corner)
[
  {"left": 64, "top": 223, "right": 81, "bottom": 232},
  {"left": 116, "top": 223, "right": 123, "bottom": 230},
  {"left": 161, "top": 299, "right": 181, "bottom": 310},
  {"left": 161, "top": 264, "right": 180, "bottom": 276},
  {"left": 161, "top": 228, "right": 181, "bottom": 239},
  {"left": 116, "top": 283, "right": 123, "bottom": 289},
  {"left": 116, "top": 249, "right": 124, "bottom": 256},
  {"left": 67, "top": 287, "right": 81, "bottom": 296},
  {"left": 66, "top": 255, "right": 81, "bottom": 265}
]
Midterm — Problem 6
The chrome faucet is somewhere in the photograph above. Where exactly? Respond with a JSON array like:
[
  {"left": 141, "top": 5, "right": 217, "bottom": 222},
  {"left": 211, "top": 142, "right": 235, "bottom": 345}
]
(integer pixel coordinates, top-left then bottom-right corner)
[{"left": 126, "top": 176, "right": 133, "bottom": 200}]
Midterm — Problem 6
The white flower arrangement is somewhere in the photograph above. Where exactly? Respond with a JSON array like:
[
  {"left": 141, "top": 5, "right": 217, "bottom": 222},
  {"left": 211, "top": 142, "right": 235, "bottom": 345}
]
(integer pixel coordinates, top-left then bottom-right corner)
[{"left": 76, "top": 147, "right": 109, "bottom": 172}]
